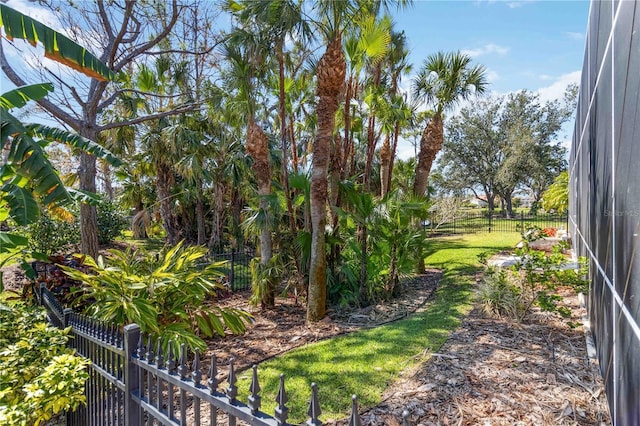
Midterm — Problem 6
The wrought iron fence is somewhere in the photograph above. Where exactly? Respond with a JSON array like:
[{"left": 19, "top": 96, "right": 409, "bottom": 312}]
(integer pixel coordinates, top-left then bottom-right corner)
[
  {"left": 36, "top": 284, "right": 412, "bottom": 425},
  {"left": 425, "top": 211, "right": 568, "bottom": 235},
  {"left": 209, "top": 249, "right": 254, "bottom": 291}
]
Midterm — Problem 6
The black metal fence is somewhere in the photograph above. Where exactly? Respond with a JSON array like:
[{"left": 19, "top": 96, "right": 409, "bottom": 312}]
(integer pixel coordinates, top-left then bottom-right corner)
[
  {"left": 209, "top": 249, "right": 254, "bottom": 291},
  {"left": 425, "top": 211, "right": 568, "bottom": 235},
  {"left": 36, "top": 284, "right": 412, "bottom": 425}
]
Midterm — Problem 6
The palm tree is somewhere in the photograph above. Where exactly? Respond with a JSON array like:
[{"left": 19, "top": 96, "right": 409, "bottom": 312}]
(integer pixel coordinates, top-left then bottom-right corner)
[
  {"left": 306, "top": 0, "right": 350, "bottom": 322},
  {"left": 412, "top": 51, "right": 488, "bottom": 197}
]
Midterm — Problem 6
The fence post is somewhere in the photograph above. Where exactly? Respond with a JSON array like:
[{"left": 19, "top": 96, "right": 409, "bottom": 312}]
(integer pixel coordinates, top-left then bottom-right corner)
[
  {"left": 488, "top": 212, "right": 492, "bottom": 233},
  {"left": 123, "top": 324, "right": 141, "bottom": 426},
  {"left": 520, "top": 211, "right": 524, "bottom": 232},
  {"left": 63, "top": 308, "right": 73, "bottom": 327},
  {"left": 230, "top": 251, "right": 236, "bottom": 290}
]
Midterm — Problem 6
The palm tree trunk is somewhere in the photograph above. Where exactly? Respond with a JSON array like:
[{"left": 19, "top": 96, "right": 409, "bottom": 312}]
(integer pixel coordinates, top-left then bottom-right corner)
[
  {"left": 196, "top": 180, "right": 206, "bottom": 246},
  {"left": 413, "top": 113, "right": 443, "bottom": 197},
  {"left": 308, "top": 35, "right": 346, "bottom": 322},
  {"left": 380, "top": 135, "right": 391, "bottom": 197},
  {"left": 277, "top": 47, "right": 297, "bottom": 240},
  {"left": 387, "top": 120, "right": 401, "bottom": 193},
  {"left": 156, "top": 162, "right": 178, "bottom": 245},
  {"left": 246, "top": 120, "right": 274, "bottom": 306}
]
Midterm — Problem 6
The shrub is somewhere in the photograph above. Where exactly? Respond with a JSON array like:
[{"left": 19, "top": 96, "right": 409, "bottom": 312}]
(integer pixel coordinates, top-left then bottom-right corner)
[
  {"left": 478, "top": 267, "right": 527, "bottom": 320},
  {"left": 480, "top": 226, "right": 589, "bottom": 323},
  {"left": 96, "top": 199, "right": 128, "bottom": 244},
  {"left": 26, "top": 212, "right": 80, "bottom": 255},
  {"left": 61, "top": 241, "right": 253, "bottom": 353},
  {"left": 0, "top": 302, "right": 89, "bottom": 425}
]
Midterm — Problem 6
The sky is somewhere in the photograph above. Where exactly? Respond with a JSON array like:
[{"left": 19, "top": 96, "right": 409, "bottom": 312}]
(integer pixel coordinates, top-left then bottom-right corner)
[
  {"left": 391, "top": 0, "right": 591, "bottom": 158},
  {"left": 1, "top": 0, "right": 591, "bottom": 159}
]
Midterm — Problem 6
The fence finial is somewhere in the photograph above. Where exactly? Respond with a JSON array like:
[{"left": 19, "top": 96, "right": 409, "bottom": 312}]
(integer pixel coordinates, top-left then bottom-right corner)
[
  {"left": 146, "top": 335, "right": 155, "bottom": 364},
  {"left": 208, "top": 354, "right": 218, "bottom": 393},
  {"left": 156, "top": 337, "right": 164, "bottom": 368},
  {"left": 137, "top": 334, "right": 145, "bottom": 360},
  {"left": 248, "top": 364, "right": 261, "bottom": 414},
  {"left": 402, "top": 409, "right": 411, "bottom": 426},
  {"left": 167, "top": 341, "right": 176, "bottom": 373},
  {"left": 348, "top": 395, "right": 362, "bottom": 426},
  {"left": 306, "top": 382, "right": 322, "bottom": 426},
  {"left": 178, "top": 344, "right": 188, "bottom": 379},
  {"left": 274, "top": 374, "right": 289, "bottom": 425},
  {"left": 192, "top": 349, "right": 202, "bottom": 385},
  {"left": 227, "top": 358, "right": 237, "bottom": 401}
]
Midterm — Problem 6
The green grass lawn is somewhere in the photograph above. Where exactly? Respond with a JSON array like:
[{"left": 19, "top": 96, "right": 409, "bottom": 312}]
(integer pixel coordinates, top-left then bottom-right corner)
[{"left": 234, "top": 232, "right": 522, "bottom": 423}]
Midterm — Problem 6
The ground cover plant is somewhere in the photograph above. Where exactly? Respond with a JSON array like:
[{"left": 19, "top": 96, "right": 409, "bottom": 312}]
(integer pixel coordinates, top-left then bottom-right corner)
[
  {"left": 0, "top": 301, "right": 89, "bottom": 425},
  {"left": 233, "top": 232, "right": 521, "bottom": 422}
]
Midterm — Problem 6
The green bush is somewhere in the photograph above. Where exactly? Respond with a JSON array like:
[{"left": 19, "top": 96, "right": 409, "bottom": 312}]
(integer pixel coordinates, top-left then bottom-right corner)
[
  {"left": 96, "top": 199, "right": 128, "bottom": 244},
  {"left": 26, "top": 212, "right": 80, "bottom": 255},
  {"left": 25, "top": 199, "right": 128, "bottom": 255},
  {"left": 478, "top": 267, "right": 527, "bottom": 320},
  {"left": 62, "top": 241, "right": 253, "bottom": 353},
  {"left": 479, "top": 226, "right": 589, "bottom": 323},
  {"left": 0, "top": 302, "right": 89, "bottom": 425}
]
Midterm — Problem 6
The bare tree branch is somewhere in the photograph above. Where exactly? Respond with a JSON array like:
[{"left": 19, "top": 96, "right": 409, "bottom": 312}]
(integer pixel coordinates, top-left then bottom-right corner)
[
  {"left": 108, "top": 0, "right": 136, "bottom": 66},
  {"left": 97, "top": 0, "right": 115, "bottom": 42},
  {"left": 98, "top": 104, "right": 199, "bottom": 131},
  {"left": 112, "top": 0, "right": 181, "bottom": 73}
]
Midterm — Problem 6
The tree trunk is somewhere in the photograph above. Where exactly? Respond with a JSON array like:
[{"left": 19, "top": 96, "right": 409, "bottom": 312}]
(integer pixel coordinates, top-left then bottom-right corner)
[
  {"left": 413, "top": 113, "right": 443, "bottom": 197},
  {"left": 387, "top": 120, "right": 401, "bottom": 193},
  {"left": 380, "top": 136, "right": 391, "bottom": 197},
  {"left": 328, "top": 134, "right": 342, "bottom": 276},
  {"left": 342, "top": 75, "right": 353, "bottom": 180},
  {"left": 308, "top": 35, "right": 345, "bottom": 322},
  {"left": 102, "top": 160, "right": 114, "bottom": 200},
  {"left": 156, "top": 162, "right": 178, "bottom": 245},
  {"left": 505, "top": 194, "right": 514, "bottom": 218},
  {"left": 79, "top": 150, "right": 99, "bottom": 259},
  {"left": 277, "top": 46, "right": 297, "bottom": 240},
  {"left": 196, "top": 181, "right": 206, "bottom": 246},
  {"left": 246, "top": 120, "right": 274, "bottom": 307}
]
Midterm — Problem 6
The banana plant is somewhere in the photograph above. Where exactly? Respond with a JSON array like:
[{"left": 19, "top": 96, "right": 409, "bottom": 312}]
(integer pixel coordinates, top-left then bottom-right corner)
[{"left": 1, "top": 4, "right": 117, "bottom": 290}]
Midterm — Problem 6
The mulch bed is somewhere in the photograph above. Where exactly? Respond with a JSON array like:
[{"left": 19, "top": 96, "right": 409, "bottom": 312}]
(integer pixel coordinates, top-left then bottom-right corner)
[{"left": 2, "top": 258, "right": 611, "bottom": 425}]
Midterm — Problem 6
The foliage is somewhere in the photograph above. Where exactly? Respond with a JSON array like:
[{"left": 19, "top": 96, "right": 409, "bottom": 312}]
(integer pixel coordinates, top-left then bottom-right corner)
[
  {"left": 480, "top": 226, "right": 589, "bottom": 323},
  {"left": 0, "top": 302, "right": 89, "bottom": 425},
  {"left": 235, "top": 232, "right": 518, "bottom": 422},
  {"left": 542, "top": 171, "right": 569, "bottom": 213},
  {"left": 26, "top": 211, "right": 80, "bottom": 256},
  {"left": 479, "top": 267, "right": 527, "bottom": 320},
  {"left": 437, "top": 89, "right": 574, "bottom": 215},
  {"left": 249, "top": 254, "right": 282, "bottom": 307},
  {"left": 61, "top": 242, "right": 253, "bottom": 352},
  {"left": 0, "top": 4, "right": 119, "bottom": 288},
  {"left": 24, "top": 199, "right": 128, "bottom": 255},
  {"left": 96, "top": 199, "right": 129, "bottom": 244}
]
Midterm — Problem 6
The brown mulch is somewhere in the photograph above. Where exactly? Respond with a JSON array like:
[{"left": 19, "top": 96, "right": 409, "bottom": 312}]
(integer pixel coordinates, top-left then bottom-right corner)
[
  {"left": 204, "top": 270, "right": 442, "bottom": 373},
  {"left": 356, "top": 291, "right": 611, "bottom": 426},
  {"left": 2, "top": 258, "right": 611, "bottom": 425}
]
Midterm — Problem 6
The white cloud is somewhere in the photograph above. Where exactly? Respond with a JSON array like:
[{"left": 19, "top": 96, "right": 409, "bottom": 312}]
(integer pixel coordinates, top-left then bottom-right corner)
[
  {"left": 565, "top": 31, "right": 584, "bottom": 41},
  {"left": 506, "top": 0, "right": 536, "bottom": 9},
  {"left": 6, "top": 0, "right": 61, "bottom": 29},
  {"left": 537, "top": 70, "right": 581, "bottom": 103},
  {"left": 486, "top": 69, "right": 500, "bottom": 83},
  {"left": 461, "top": 43, "right": 510, "bottom": 58}
]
